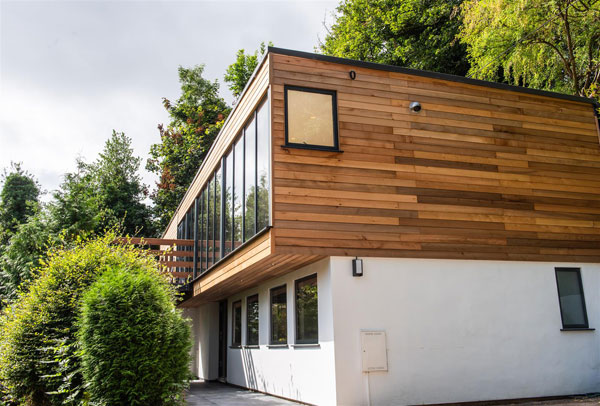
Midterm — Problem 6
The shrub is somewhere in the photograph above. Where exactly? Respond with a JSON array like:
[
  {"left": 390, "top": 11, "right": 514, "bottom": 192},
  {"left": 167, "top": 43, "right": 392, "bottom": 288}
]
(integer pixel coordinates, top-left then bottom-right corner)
[
  {"left": 78, "top": 264, "right": 191, "bottom": 406},
  {"left": 0, "top": 233, "right": 161, "bottom": 406}
]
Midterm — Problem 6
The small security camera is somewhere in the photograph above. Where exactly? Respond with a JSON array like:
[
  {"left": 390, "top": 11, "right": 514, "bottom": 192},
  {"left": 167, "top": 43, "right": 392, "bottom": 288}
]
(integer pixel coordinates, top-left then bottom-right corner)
[{"left": 409, "top": 101, "right": 422, "bottom": 113}]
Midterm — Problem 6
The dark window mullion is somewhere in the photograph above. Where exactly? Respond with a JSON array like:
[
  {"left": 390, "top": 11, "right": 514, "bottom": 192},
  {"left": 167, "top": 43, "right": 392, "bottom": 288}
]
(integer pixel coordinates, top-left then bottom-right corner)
[
  {"left": 199, "top": 192, "right": 204, "bottom": 273},
  {"left": 221, "top": 157, "right": 226, "bottom": 259},
  {"left": 241, "top": 129, "right": 246, "bottom": 242},
  {"left": 254, "top": 111, "right": 258, "bottom": 235},
  {"left": 193, "top": 197, "right": 199, "bottom": 279},
  {"left": 212, "top": 174, "right": 216, "bottom": 266},
  {"left": 205, "top": 188, "right": 209, "bottom": 270}
]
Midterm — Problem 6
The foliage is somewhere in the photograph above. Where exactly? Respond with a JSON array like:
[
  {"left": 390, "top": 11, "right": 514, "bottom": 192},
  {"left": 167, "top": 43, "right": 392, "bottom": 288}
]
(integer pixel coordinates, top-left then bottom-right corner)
[
  {"left": 147, "top": 65, "right": 230, "bottom": 232},
  {"left": 86, "top": 131, "right": 155, "bottom": 236},
  {"left": 0, "top": 205, "right": 58, "bottom": 305},
  {"left": 0, "top": 232, "right": 159, "bottom": 406},
  {"left": 224, "top": 42, "right": 271, "bottom": 99},
  {"left": 319, "top": 0, "right": 470, "bottom": 76},
  {"left": 0, "top": 163, "right": 40, "bottom": 246},
  {"left": 78, "top": 264, "right": 191, "bottom": 406},
  {"left": 48, "top": 131, "right": 154, "bottom": 239},
  {"left": 48, "top": 159, "right": 101, "bottom": 241},
  {"left": 460, "top": 0, "right": 600, "bottom": 100}
]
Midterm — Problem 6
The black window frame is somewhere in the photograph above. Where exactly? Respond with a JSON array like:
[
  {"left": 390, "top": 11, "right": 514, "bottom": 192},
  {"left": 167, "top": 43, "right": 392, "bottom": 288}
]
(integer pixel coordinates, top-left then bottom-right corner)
[
  {"left": 284, "top": 85, "right": 339, "bottom": 152},
  {"left": 232, "top": 300, "right": 242, "bottom": 347},
  {"left": 246, "top": 294, "right": 259, "bottom": 346},
  {"left": 270, "top": 284, "right": 287, "bottom": 345},
  {"left": 176, "top": 95, "right": 271, "bottom": 278},
  {"left": 294, "top": 274, "right": 319, "bottom": 345},
  {"left": 555, "top": 267, "right": 590, "bottom": 329}
]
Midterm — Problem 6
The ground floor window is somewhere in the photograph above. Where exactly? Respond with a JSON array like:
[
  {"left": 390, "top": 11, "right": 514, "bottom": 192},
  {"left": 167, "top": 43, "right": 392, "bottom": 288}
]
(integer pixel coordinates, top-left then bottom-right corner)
[
  {"left": 246, "top": 294, "right": 259, "bottom": 346},
  {"left": 232, "top": 300, "right": 242, "bottom": 346},
  {"left": 555, "top": 267, "right": 589, "bottom": 329},
  {"left": 295, "top": 274, "right": 318, "bottom": 344},
  {"left": 270, "top": 285, "right": 287, "bottom": 344}
]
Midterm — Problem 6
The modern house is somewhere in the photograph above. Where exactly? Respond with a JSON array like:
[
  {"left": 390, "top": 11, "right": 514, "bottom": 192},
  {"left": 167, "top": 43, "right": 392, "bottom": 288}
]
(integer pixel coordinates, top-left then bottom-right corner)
[{"left": 162, "top": 47, "right": 600, "bottom": 406}]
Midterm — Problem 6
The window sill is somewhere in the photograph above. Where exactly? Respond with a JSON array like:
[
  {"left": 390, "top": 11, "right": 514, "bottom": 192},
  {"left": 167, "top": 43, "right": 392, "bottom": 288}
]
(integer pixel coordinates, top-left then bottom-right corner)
[
  {"left": 281, "top": 144, "right": 343, "bottom": 153},
  {"left": 561, "top": 327, "right": 595, "bottom": 332},
  {"left": 229, "top": 345, "right": 242, "bottom": 349},
  {"left": 243, "top": 345, "right": 260, "bottom": 349},
  {"left": 291, "top": 343, "right": 320, "bottom": 349},
  {"left": 267, "top": 344, "right": 289, "bottom": 349}
]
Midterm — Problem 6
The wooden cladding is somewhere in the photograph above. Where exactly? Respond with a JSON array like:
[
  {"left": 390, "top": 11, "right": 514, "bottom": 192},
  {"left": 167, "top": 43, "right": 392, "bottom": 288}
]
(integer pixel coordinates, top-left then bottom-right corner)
[{"left": 270, "top": 52, "right": 600, "bottom": 263}]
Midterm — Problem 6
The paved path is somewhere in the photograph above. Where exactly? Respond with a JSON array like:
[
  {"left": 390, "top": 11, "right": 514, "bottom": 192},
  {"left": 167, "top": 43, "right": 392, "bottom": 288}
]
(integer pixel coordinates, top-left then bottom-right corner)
[{"left": 185, "top": 381, "right": 300, "bottom": 405}]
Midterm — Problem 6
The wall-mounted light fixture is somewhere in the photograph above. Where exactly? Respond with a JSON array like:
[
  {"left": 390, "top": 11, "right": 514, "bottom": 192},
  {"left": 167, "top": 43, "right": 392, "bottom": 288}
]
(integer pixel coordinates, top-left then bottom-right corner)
[
  {"left": 409, "top": 101, "right": 422, "bottom": 113},
  {"left": 352, "top": 257, "right": 363, "bottom": 277}
]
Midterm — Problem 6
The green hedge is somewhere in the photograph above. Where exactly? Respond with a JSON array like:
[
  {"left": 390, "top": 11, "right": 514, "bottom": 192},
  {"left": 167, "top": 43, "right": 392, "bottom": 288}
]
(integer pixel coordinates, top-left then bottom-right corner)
[
  {"left": 78, "top": 265, "right": 191, "bottom": 406},
  {"left": 0, "top": 233, "right": 189, "bottom": 406}
]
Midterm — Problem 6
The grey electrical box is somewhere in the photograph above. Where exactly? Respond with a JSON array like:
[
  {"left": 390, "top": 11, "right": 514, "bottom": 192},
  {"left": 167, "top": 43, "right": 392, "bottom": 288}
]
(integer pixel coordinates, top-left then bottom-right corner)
[{"left": 360, "top": 330, "right": 388, "bottom": 372}]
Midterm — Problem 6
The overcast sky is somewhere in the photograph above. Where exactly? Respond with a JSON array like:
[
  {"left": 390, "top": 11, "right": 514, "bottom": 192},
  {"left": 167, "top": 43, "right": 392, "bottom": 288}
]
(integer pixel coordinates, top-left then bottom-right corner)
[{"left": 0, "top": 0, "right": 338, "bottom": 199}]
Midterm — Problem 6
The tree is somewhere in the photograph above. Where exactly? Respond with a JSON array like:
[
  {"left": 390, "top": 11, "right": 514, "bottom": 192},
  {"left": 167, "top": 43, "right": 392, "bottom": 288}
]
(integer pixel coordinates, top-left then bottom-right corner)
[
  {"left": 88, "top": 131, "right": 155, "bottom": 236},
  {"left": 0, "top": 163, "right": 40, "bottom": 246},
  {"left": 147, "top": 66, "right": 230, "bottom": 232},
  {"left": 460, "top": 0, "right": 600, "bottom": 100},
  {"left": 78, "top": 264, "right": 190, "bottom": 406},
  {"left": 0, "top": 233, "right": 166, "bottom": 406},
  {"left": 0, "top": 205, "right": 57, "bottom": 305},
  {"left": 49, "top": 131, "right": 154, "bottom": 239},
  {"left": 319, "top": 0, "right": 470, "bottom": 76},
  {"left": 224, "top": 42, "right": 271, "bottom": 99}
]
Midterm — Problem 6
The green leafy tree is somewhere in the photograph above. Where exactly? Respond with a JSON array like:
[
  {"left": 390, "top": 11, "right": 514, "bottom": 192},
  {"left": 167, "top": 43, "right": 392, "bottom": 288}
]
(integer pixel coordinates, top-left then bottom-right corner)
[
  {"left": 87, "top": 131, "right": 155, "bottom": 236},
  {"left": 0, "top": 163, "right": 40, "bottom": 246},
  {"left": 224, "top": 42, "right": 271, "bottom": 99},
  {"left": 460, "top": 0, "right": 600, "bottom": 100},
  {"left": 49, "top": 131, "right": 154, "bottom": 239},
  {"left": 0, "top": 233, "right": 162, "bottom": 406},
  {"left": 319, "top": 0, "right": 470, "bottom": 76},
  {"left": 48, "top": 159, "right": 101, "bottom": 241},
  {"left": 147, "top": 65, "right": 230, "bottom": 232},
  {"left": 78, "top": 264, "right": 191, "bottom": 406},
  {"left": 0, "top": 205, "right": 57, "bottom": 305}
]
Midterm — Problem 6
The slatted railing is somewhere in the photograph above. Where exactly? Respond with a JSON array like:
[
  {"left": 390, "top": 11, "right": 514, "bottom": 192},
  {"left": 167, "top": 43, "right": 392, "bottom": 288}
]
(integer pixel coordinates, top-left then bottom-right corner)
[{"left": 119, "top": 238, "right": 195, "bottom": 287}]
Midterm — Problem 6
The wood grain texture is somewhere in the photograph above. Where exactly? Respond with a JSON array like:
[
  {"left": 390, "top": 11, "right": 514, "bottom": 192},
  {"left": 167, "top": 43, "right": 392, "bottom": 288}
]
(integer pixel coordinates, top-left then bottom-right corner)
[{"left": 271, "top": 53, "right": 600, "bottom": 263}]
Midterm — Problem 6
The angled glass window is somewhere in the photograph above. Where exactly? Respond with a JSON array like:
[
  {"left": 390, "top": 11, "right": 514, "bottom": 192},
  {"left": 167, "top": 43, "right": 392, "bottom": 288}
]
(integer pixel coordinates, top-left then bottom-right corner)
[
  {"left": 224, "top": 149, "right": 233, "bottom": 256},
  {"left": 206, "top": 176, "right": 214, "bottom": 269},
  {"left": 214, "top": 165, "right": 222, "bottom": 263},
  {"left": 246, "top": 294, "right": 259, "bottom": 346},
  {"left": 270, "top": 285, "right": 287, "bottom": 345},
  {"left": 233, "top": 135, "right": 244, "bottom": 249},
  {"left": 256, "top": 99, "right": 270, "bottom": 232},
  {"left": 285, "top": 86, "right": 338, "bottom": 150},
  {"left": 244, "top": 117, "right": 256, "bottom": 241},
  {"left": 232, "top": 300, "right": 242, "bottom": 347},
  {"left": 295, "top": 274, "right": 318, "bottom": 344},
  {"left": 555, "top": 268, "right": 589, "bottom": 329}
]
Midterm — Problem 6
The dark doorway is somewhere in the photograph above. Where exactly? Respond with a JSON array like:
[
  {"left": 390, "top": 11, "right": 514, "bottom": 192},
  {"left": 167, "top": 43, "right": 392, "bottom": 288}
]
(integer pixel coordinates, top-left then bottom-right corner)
[{"left": 218, "top": 300, "right": 228, "bottom": 381}]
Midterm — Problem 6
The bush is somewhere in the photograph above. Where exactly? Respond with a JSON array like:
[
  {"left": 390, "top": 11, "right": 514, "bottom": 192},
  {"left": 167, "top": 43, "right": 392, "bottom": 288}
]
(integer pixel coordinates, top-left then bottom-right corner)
[
  {"left": 78, "top": 264, "right": 191, "bottom": 406},
  {"left": 0, "top": 233, "right": 163, "bottom": 406}
]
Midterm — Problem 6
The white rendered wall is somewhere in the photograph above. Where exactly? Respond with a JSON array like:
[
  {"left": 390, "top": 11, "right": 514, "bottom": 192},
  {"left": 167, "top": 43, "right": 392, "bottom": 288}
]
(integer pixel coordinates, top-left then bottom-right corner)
[
  {"left": 330, "top": 257, "right": 600, "bottom": 406},
  {"left": 183, "top": 302, "right": 219, "bottom": 380},
  {"left": 226, "top": 259, "right": 337, "bottom": 406}
]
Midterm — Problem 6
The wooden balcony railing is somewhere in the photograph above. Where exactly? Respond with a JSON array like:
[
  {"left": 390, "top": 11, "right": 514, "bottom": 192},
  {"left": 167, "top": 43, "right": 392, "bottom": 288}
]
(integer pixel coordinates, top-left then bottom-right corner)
[{"left": 119, "top": 238, "right": 195, "bottom": 288}]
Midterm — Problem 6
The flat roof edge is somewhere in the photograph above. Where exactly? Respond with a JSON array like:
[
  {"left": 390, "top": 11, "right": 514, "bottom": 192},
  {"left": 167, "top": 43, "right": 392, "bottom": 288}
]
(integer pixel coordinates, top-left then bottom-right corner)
[{"left": 268, "top": 46, "right": 597, "bottom": 107}]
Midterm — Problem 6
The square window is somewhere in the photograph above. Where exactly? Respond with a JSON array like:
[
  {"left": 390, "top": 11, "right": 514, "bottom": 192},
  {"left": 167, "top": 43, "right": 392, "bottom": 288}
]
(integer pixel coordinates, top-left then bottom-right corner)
[
  {"left": 246, "top": 294, "right": 259, "bottom": 346},
  {"left": 285, "top": 86, "right": 338, "bottom": 150},
  {"left": 232, "top": 300, "right": 242, "bottom": 347},
  {"left": 555, "top": 268, "right": 589, "bottom": 329},
  {"left": 295, "top": 274, "right": 318, "bottom": 344},
  {"left": 270, "top": 285, "right": 287, "bottom": 345}
]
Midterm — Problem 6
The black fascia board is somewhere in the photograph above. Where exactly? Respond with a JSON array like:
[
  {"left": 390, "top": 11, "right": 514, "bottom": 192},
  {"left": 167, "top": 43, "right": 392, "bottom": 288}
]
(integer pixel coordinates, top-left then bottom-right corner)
[{"left": 267, "top": 46, "right": 597, "bottom": 107}]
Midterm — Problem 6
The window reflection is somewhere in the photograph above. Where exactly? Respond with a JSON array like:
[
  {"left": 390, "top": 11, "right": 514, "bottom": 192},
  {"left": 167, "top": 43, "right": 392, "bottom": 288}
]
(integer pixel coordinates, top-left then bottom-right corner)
[{"left": 295, "top": 275, "right": 318, "bottom": 344}]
